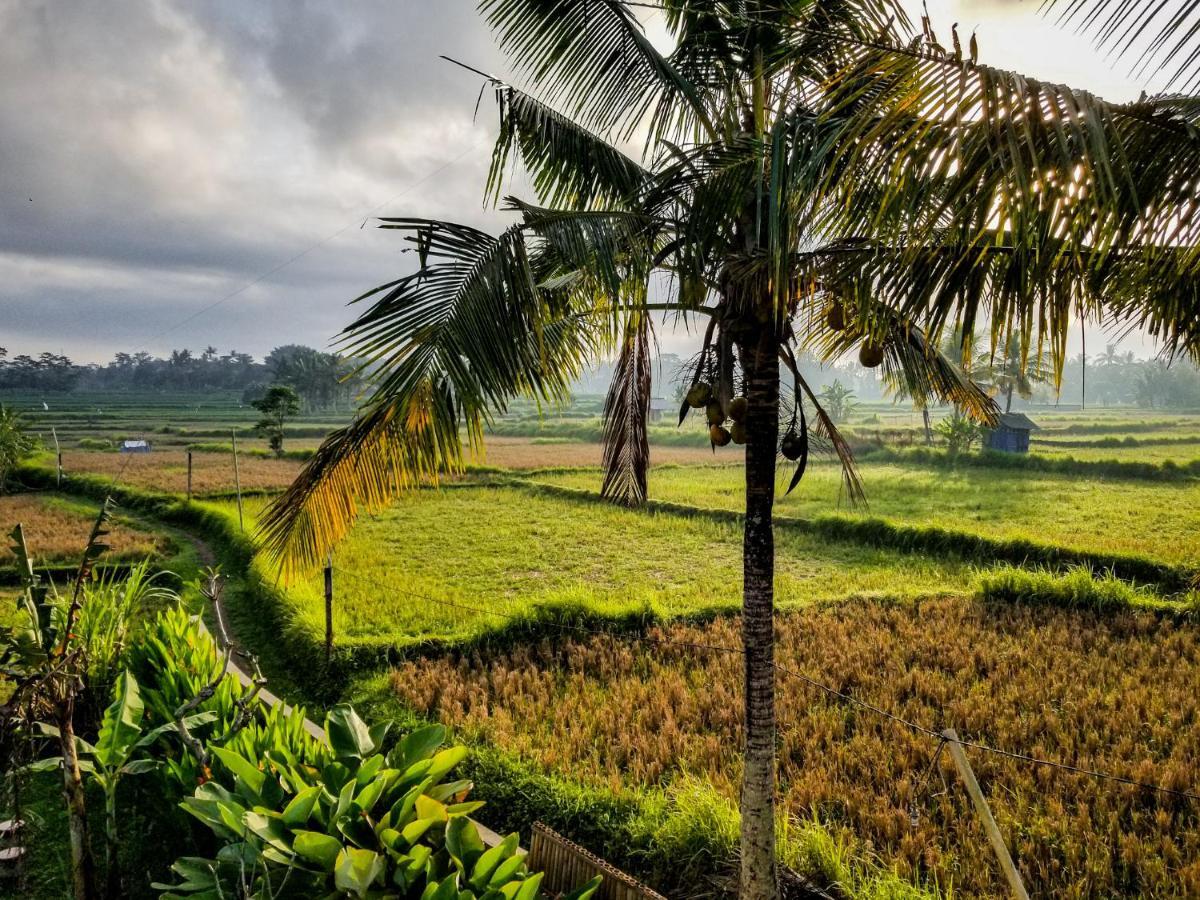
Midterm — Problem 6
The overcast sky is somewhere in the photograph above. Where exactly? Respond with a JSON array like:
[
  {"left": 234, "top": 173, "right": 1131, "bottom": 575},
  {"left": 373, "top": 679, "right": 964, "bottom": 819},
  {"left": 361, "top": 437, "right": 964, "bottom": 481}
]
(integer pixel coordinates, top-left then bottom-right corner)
[{"left": 0, "top": 0, "right": 1179, "bottom": 364}]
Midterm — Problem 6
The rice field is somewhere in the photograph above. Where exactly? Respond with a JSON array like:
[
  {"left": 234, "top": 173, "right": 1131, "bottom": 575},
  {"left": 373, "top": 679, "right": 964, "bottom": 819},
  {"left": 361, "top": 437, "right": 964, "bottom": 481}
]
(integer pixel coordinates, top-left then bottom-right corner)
[
  {"left": 389, "top": 595, "right": 1200, "bottom": 899},
  {"left": 262, "top": 486, "right": 977, "bottom": 650},
  {"left": 0, "top": 494, "right": 168, "bottom": 566},
  {"left": 54, "top": 449, "right": 305, "bottom": 495},
  {"left": 532, "top": 463, "right": 1200, "bottom": 568},
  {"left": 1031, "top": 438, "right": 1200, "bottom": 463}
]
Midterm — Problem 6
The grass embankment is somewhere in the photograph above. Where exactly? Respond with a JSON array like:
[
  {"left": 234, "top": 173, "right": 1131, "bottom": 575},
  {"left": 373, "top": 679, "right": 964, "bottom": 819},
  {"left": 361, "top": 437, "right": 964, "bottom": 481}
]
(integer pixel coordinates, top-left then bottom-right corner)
[
  {"left": 383, "top": 593, "right": 1200, "bottom": 899},
  {"left": 532, "top": 464, "right": 1200, "bottom": 571}
]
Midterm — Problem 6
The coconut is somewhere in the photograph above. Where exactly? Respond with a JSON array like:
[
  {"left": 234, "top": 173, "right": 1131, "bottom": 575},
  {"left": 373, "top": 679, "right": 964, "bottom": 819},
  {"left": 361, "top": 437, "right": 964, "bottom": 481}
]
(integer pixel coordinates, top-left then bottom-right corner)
[
  {"left": 825, "top": 305, "right": 847, "bottom": 332},
  {"left": 780, "top": 431, "right": 804, "bottom": 461},
  {"left": 710, "top": 424, "right": 732, "bottom": 446},
  {"left": 730, "top": 421, "right": 747, "bottom": 445},
  {"left": 728, "top": 396, "right": 748, "bottom": 423},
  {"left": 859, "top": 341, "right": 885, "bottom": 368},
  {"left": 686, "top": 382, "right": 712, "bottom": 409},
  {"left": 705, "top": 400, "right": 724, "bottom": 426}
]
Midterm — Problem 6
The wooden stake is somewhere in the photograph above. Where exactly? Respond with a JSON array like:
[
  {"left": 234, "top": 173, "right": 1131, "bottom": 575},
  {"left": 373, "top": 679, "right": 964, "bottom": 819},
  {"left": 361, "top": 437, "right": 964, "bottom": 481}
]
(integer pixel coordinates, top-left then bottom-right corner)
[
  {"left": 942, "top": 729, "right": 1030, "bottom": 900},
  {"left": 231, "top": 430, "right": 243, "bottom": 531},
  {"left": 186, "top": 450, "right": 193, "bottom": 502},
  {"left": 323, "top": 554, "right": 334, "bottom": 665},
  {"left": 52, "top": 428, "right": 62, "bottom": 487}
]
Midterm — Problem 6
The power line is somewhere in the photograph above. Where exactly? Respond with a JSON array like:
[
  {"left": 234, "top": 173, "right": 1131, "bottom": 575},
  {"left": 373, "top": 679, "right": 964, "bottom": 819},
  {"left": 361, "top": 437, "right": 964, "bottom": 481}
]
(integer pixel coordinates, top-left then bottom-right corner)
[{"left": 328, "top": 566, "right": 1200, "bottom": 803}]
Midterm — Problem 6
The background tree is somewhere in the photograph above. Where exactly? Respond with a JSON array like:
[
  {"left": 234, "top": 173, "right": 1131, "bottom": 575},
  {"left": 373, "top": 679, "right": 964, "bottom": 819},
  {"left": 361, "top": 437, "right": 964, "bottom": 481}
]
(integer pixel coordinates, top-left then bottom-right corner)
[
  {"left": 258, "top": 3, "right": 1200, "bottom": 896},
  {"left": 990, "top": 339, "right": 1054, "bottom": 413},
  {"left": 816, "top": 380, "right": 857, "bottom": 424},
  {"left": 0, "top": 404, "right": 38, "bottom": 493},
  {"left": 251, "top": 385, "right": 300, "bottom": 457}
]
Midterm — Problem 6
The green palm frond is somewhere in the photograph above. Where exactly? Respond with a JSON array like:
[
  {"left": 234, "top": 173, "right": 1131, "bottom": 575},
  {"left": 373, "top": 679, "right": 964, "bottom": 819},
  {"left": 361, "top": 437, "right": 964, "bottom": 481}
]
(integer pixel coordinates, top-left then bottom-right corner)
[
  {"left": 1043, "top": 0, "right": 1200, "bottom": 91},
  {"left": 601, "top": 314, "right": 653, "bottom": 506},
  {"left": 810, "top": 38, "right": 1200, "bottom": 274},
  {"left": 488, "top": 84, "right": 650, "bottom": 208},
  {"left": 480, "top": 0, "right": 715, "bottom": 139},
  {"left": 258, "top": 219, "right": 601, "bottom": 578}
]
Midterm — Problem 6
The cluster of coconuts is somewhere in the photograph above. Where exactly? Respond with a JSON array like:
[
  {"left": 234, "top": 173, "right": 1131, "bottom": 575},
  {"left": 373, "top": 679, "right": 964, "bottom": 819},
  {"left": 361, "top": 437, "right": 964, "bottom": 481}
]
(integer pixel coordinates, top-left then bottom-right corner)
[
  {"left": 686, "top": 383, "right": 748, "bottom": 446},
  {"left": 825, "top": 302, "right": 885, "bottom": 368}
]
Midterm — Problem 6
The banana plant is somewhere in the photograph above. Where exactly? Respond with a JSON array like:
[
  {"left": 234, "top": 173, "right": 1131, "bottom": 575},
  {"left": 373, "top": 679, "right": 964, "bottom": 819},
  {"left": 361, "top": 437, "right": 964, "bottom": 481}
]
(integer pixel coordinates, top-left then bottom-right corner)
[
  {"left": 29, "top": 670, "right": 217, "bottom": 898},
  {"left": 156, "top": 704, "right": 600, "bottom": 900}
]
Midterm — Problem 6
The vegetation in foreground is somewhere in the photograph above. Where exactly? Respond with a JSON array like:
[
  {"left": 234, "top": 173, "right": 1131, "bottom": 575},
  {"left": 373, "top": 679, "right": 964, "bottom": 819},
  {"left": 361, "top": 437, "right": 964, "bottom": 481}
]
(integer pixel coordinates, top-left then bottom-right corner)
[{"left": 387, "top": 593, "right": 1200, "bottom": 899}]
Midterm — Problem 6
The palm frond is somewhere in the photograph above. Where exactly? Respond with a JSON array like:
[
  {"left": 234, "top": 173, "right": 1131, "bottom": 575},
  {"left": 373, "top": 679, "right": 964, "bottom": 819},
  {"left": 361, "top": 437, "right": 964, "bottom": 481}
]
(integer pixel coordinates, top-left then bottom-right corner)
[
  {"left": 780, "top": 346, "right": 865, "bottom": 505},
  {"left": 601, "top": 314, "right": 652, "bottom": 506},
  {"left": 488, "top": 84, "right": 650, "bottom": 208},
  {"left": 808, "top": 36, "right": 1200, "bottom": 286},
  {"left": 1043, "top": 0, "right": 1200, "bottom": 92},
  {"left": 480, "top": 0, "right": 715, "bottom": 139}
]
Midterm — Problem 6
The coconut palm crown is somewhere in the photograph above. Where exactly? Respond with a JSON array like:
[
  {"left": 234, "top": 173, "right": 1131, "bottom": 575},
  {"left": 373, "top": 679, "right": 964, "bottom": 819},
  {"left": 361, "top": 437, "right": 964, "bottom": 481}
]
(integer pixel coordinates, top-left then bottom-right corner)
[{"left": 259, "top": 2, "right": 1200, "bottom": 897}]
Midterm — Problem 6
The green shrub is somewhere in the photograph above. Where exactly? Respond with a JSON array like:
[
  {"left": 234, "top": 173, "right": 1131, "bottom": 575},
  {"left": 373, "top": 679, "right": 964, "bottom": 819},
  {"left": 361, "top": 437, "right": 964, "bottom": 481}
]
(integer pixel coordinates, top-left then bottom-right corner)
[
  {"left": 157, "top": 706, "right": 600, "bottom": 900},
  {"left": 77, "top": 437, "right": 115, "bottom": 451}
]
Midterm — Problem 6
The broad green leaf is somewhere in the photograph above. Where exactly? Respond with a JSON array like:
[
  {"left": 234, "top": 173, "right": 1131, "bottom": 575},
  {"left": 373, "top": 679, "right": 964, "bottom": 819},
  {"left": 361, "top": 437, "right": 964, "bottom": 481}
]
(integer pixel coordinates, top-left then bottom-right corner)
[
  {"left": 560, "top": 875, "right": 603, "bottom": 900},
  {"left": 334, "top": 847, "right": 384, "bottom": 898},
  {"left": 243, "top": 811, "right": 292, "bottom": 855},
  {"left": 401, "top": 816, "right": 439, "bottom": 845},
  {"left": 415, "top": 794, "right": 448, "bottom": 822},
  {"left": 94, "top": 672, "right": 144, "bottom": 772},
  {"left": 210, "top": 746, "right": 266, "bottom": 800},
  {"left": 426, "top": 746, "right": 469, "bottom": 781},
  {"left": 293, "top": 830, "right": 342, "bottom": 871},
  {"left": 120, "top": 759, "right": 160, "bottom": 776},
  {"left": 393, "top": 724, "right": 446, "bottom": 770},
  {"left": 488, "top": 853, "right": 526, "bottom": 888},
  {"left": 513, "top": 872, "right": 543, "bottom": 900},
  {"left": 281, "top": 785, "right": 321, "bottom": 828},
  {"left": 326, "top": 705, "right": 376, "bottom": 760},
  {"left": 470, "top": 833, "right": 519, "bottom": 891},
  {"left": 445, "top": 816, "right": 486, "bottom": 872}
]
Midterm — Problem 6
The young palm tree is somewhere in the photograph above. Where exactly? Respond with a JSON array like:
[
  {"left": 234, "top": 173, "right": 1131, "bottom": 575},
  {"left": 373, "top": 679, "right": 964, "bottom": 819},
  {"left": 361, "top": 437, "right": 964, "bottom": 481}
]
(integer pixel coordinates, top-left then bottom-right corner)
[
  {"left": 992, "top": 338, "right": 1054, "bottom": 412},
  {"left": 260, "top": 3, "right": 1200, "bottom": 896}
]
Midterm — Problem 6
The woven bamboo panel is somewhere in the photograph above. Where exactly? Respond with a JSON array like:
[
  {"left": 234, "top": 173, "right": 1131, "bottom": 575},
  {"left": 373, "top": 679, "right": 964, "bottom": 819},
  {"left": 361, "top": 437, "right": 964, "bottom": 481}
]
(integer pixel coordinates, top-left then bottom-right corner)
[{"left": 527, "top": 822, "right": 668, "bottom": 900}]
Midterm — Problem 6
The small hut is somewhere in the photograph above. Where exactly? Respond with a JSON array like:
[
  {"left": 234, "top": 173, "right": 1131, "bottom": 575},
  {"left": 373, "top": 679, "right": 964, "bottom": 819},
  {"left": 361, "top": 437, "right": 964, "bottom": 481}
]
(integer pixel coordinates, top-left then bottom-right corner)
[
  {"left": 120, "top": 440, "right": 152, "bottom": 454},
  {"left": 985, "top": 413, "right": 1038, "bottom": 454},
  {"left": 648, "top": 397, "right": 672, "bottom": 423}
]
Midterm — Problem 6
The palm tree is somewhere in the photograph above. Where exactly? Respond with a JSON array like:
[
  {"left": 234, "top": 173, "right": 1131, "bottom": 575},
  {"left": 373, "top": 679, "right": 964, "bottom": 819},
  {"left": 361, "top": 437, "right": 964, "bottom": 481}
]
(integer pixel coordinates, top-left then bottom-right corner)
[
  {"left": 258, "top": 3, "right": 1200, "bottom": 896},
  {"left": 991, "top": 339, "right": 1054, "bottom": 412}
]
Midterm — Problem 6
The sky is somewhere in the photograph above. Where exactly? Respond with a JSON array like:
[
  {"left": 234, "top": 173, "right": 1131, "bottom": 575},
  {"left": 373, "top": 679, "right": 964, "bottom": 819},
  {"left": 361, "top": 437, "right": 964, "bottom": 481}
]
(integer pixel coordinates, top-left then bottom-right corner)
[{"left": 0, "top": 0, "right": 1182, "bottom": 365}]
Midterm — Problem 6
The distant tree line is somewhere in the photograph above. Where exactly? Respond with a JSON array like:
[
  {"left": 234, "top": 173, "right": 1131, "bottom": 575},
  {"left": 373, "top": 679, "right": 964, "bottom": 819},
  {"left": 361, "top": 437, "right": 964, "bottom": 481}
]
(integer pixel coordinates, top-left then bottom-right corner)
[{"left": 0, "top": 345, "right": 367, "bottom": 413}]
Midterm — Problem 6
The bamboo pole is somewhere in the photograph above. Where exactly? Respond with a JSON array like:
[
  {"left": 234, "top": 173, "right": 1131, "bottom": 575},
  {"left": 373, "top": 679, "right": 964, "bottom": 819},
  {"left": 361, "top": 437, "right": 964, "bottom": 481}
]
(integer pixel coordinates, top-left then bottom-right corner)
[
  {"left": 52, "top": 428, "right": 62, "bottom": 487},
  {"left": 231, "top": 430, "right": 243, "bottom": 531},
  {"left": 186, "top": 450, "right": 193, "bottom": 502},
  {"left": 942, "top": 729, "right": 1030, "bottom": 900}
]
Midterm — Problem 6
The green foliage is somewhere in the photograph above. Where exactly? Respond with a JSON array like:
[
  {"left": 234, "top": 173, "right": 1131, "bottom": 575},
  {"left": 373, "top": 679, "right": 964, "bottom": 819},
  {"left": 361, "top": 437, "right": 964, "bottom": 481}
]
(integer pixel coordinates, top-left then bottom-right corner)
[
  {"left": 976, "top": 565, "right": 1199, "bottom": 616},
  {"left": 251, "top": 384, "right": 302, "bottom": 457},
  {"left": 933, "top": 412, "right": 982, "bottom": 455},
  {"left": 125, "top": 604, "right": 326, "bottom": 788},
  {"left": 157, "top": 705, "right": 600, "bottom": 900},
  {"left": 816, "top": 380, "right": 858, "bottom": 424},
  {"left": 0, "top": 403, "right": 38, "bottom": 492}
]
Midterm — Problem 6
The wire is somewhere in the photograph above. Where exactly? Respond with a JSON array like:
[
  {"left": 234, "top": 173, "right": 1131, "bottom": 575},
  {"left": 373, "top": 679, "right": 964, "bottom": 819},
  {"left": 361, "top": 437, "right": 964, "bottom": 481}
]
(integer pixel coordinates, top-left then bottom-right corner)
[{"left": 327, "top": 566, "right": 1200, "bottom": 803}]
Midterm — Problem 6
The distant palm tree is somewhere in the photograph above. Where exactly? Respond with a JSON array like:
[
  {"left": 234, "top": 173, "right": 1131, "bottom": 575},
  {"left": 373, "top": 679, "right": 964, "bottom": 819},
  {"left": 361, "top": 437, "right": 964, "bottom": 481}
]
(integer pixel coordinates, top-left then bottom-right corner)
[
  {"left": 991, "top": 340, "right": 1054, "bottom": 412},
  {"left": 259, "top": 3, "right": 1200, "bottom": 896}
]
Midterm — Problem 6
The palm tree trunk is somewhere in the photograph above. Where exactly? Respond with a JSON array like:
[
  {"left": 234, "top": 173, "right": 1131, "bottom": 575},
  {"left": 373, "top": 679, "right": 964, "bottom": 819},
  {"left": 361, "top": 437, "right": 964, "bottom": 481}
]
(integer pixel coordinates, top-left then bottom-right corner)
[
  {"left": 922, "top": 407, "right": 933, "bottom": 445},
  {"left": 58, "top": 694, "right": 96, "bottom": 900},
  {"left": 739, "top": 326, "right": 779, "bottom": 900},
  {"left": 1005, "top": 386, "right": 1014, "bottom": 413}
]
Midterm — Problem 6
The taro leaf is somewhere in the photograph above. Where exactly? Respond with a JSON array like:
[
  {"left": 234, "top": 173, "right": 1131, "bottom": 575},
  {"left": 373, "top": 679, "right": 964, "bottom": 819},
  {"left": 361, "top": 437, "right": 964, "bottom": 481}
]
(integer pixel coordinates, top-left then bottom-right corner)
[
  {"left": 334, "top": 847, "right": 384, "bottom": 898},
  {"left": 293, "top": 830, "right": 343, "bottom": 872},
  {"left": 445, "top": 816, "right": 486, "bottom": 873}
]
